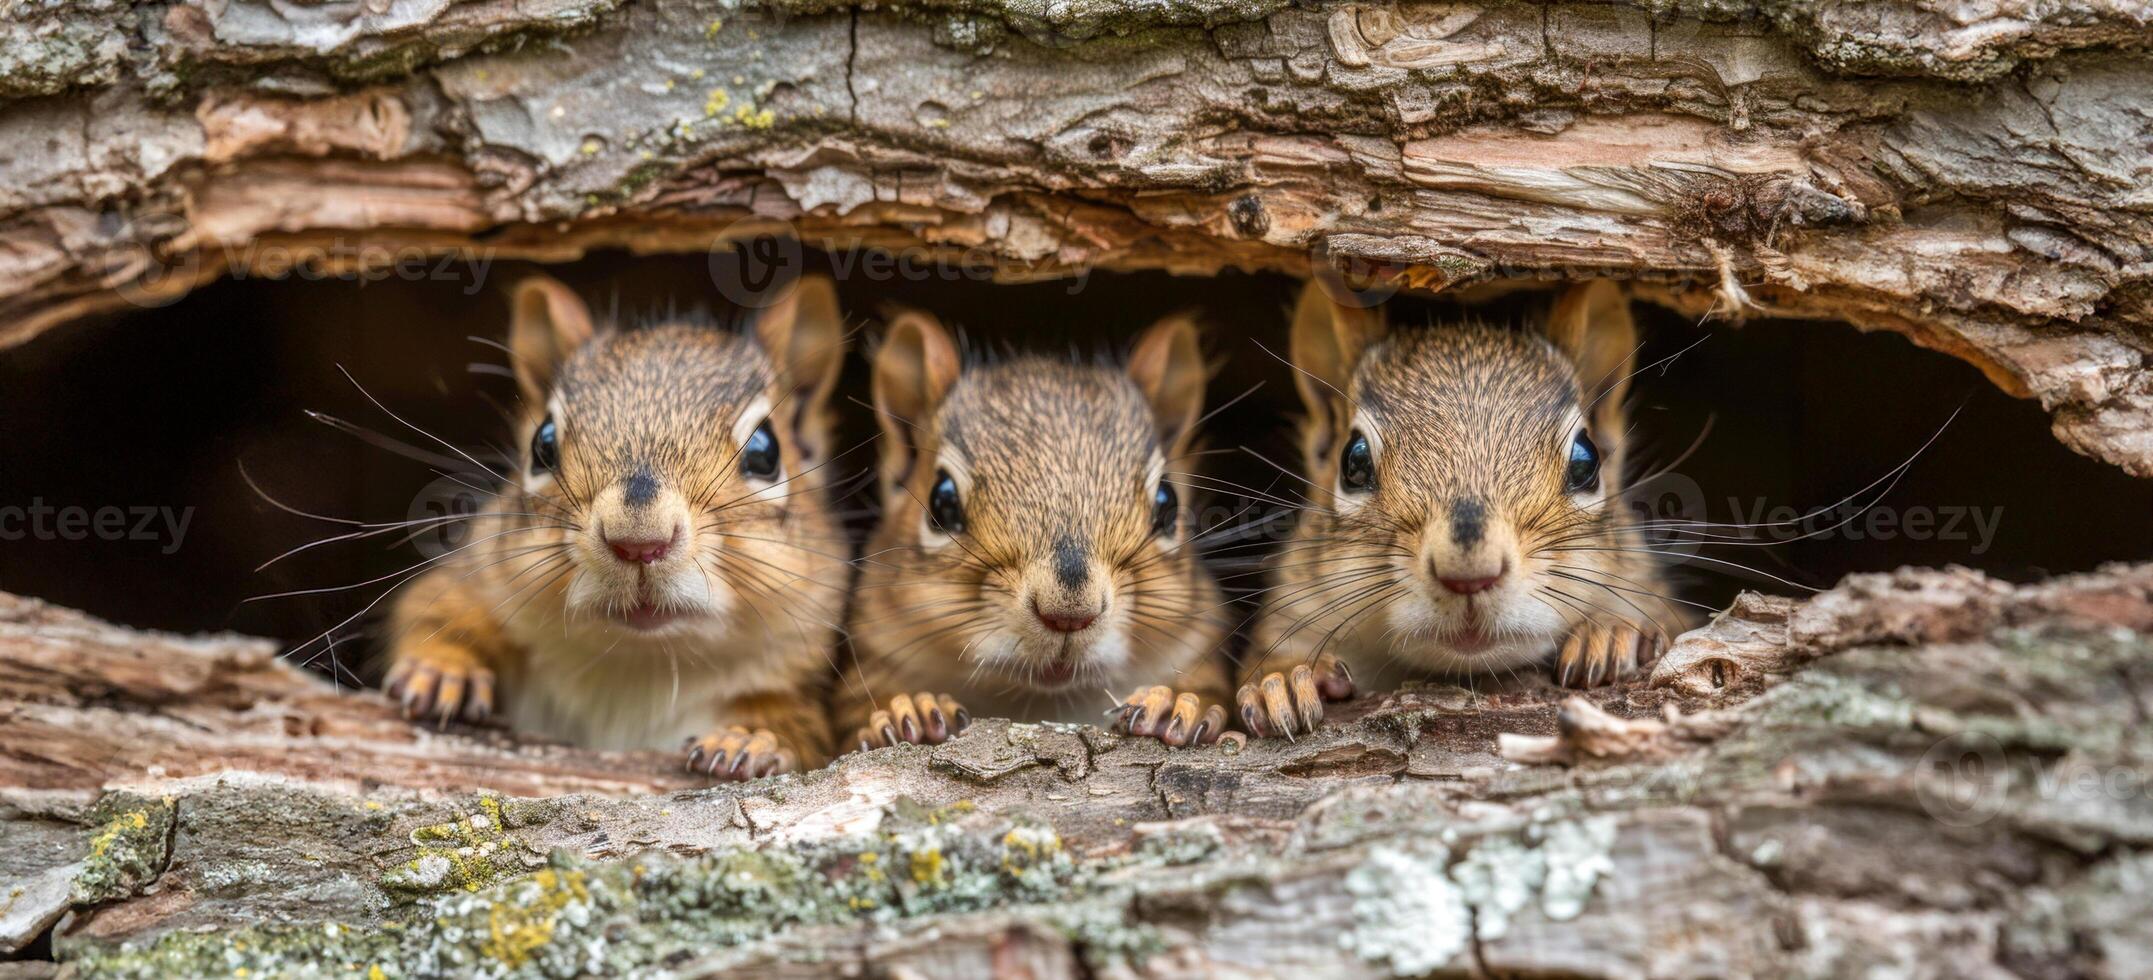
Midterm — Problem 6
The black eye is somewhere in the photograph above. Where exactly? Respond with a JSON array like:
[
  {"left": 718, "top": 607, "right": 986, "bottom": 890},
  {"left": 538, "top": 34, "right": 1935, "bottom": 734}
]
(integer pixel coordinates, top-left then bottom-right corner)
[
  {"left": 1340, "top": 430, "right": 1375, "bottom": 493},
  {"left": 1566, "top": 431, "right": 1601, "bottom": 494},
  {"left": 530, "top": 416, "right": 559, "bottom": 474},
  {"left": 928, "top": 470, "right": 965, "bottom": 535},
  {"left": 1150, "top": 483, "right": 1177, "bottom": 537},
  {"left": 740, "top": 420, "right": 780, "bottom": 479}
]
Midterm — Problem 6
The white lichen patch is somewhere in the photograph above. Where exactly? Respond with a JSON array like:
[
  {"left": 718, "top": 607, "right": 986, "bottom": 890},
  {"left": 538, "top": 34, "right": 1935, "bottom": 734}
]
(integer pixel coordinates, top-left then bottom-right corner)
[
  {"left": 1450, "top": 834, "right": 1545, "bottom": 940},
  {"left": 1341, "top": 843, "right": 1470, "bottom": 975},
  {"left": 1536, "top": 816, "right": 1618, "bottom": 921}
]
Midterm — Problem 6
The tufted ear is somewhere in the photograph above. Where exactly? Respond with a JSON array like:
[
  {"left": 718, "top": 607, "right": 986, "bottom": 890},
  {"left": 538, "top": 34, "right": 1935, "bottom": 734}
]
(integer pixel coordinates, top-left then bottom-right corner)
[
  {"left": 1288, "top": 279, "right": 1385, "bottom": 460},
  {"left": 509, "top": 275, "right": 595, "bottom": 407},
  {"left": 753, "top": 274, "right": 848, "bottom": 464},
  {"left": 871, "top": 309, "right": 960, "bottom": 497},
  {"left": 1546, "top": 280, "right": 1638, "bottom": 437},
  {"left": 1127, "top": 313, "right": 1209, "bottom": 459}
]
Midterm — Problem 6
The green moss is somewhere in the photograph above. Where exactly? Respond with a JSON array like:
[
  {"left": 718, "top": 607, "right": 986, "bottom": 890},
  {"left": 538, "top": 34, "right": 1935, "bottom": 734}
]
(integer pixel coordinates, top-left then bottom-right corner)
[{"left": 73, "top": 795, "right": 175, "bottom": 905}]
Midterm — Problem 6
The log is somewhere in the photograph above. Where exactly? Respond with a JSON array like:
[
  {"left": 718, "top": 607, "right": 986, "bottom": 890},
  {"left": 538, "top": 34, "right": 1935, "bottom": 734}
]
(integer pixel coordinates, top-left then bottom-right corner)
[
  {"left": 0, "top": 0, "right": 2148, "bottom": 474},
  {"left": 5, "top": 564, "right": 2153, "bottom": 976}
]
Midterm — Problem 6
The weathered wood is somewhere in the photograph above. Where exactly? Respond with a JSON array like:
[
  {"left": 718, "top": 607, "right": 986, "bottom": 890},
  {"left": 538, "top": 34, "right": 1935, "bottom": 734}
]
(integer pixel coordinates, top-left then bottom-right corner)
[
  {"left": 4, "top": 564, "right": 2152, "bottom": 976},
  {"left": 0, "top": 0, "right": 2149, "bottom": 474}
]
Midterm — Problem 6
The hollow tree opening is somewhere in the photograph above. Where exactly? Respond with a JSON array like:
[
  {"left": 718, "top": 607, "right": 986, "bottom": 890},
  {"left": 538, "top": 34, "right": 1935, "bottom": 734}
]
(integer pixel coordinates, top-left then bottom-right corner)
[{"left": 1, "top": 252, "right": 2144, "bottom": 663}]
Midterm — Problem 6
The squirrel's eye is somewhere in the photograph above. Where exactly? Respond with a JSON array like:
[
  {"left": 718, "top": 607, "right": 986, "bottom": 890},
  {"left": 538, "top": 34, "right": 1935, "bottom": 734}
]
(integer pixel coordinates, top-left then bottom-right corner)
[
  {"left": 530, "top": 416, "right": 560, "bottom": 474},
  {"left": 1565, "top": 430, "right": 1601, "bottom": 494},
  {"left": 740, "top": 420, "right": 780, "bottom": 479},
  {"left": 1150, "top": 483, "right": 1177, "bottom": 537},
  {"left": 929, "top": 470, "right": 965, "bottom": 535},
  {"left": 1340, "top": 430, "right": 1375, "bottom": 494}
]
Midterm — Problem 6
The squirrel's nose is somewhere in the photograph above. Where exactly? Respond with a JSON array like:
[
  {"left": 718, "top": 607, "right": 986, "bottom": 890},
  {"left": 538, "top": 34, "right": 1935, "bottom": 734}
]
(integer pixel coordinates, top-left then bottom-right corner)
[
  {"left": 1439, "top": 573, "right": 1503, "bottom": 595},
  {"left": 1433, "top": 558, "right": 1508, "bottom": 595},
  {"left": 1032, "top": 599, "right": 1100, "bottom": 634},
  {"left": 605, "top": 529, "right": 677, "bottom": 565}
]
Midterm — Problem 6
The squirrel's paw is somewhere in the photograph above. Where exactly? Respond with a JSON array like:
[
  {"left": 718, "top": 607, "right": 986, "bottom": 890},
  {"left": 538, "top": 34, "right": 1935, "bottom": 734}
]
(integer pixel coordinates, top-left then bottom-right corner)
[
  {"left": 685, "top": 726, "right": 796, "bottom": 781},
  {"left": 1554, "top": 621, "right": 1664, "bottom": 689},
  {"left": 849, "top": 692, "right": 970, "bottom": 752},
  {"left": 1234, "top": 655, "right": 1355, "bottom": 740},
  {"left": 1109, "top": 686, "right": 1227, "bottom": 747},
  {"left": 384, "top": 642, "right": 495, "bottom": 728}
]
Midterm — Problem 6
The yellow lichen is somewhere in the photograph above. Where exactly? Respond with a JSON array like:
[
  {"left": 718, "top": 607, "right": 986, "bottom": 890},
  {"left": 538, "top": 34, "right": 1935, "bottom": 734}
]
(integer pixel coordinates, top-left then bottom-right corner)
[
  {"left": 910, "top": 848, "right": 946, "bottom": 887},
  {"left": 733, "top": 105, "right": 776, "bottom": 129},
  {"left": 481, "top": 868, "right": 590, "bottom": 968}
]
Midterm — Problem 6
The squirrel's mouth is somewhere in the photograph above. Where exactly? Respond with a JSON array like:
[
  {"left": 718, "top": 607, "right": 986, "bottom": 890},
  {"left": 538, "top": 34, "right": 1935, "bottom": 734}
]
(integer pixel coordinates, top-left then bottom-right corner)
[{"left": 614, "top": 600, "right": 692, "bottom": 632}]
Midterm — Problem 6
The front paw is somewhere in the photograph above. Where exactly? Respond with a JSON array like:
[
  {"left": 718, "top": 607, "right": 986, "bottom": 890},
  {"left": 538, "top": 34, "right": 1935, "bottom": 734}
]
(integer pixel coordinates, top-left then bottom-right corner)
[
  {"left": 1109, "top": 686, "right": 1227, "bottom": 747},
  {"left": 685, "top": 727, "right": 797, "bottom": 781},
  {"left": 1234, "top": 654, "right": 1355, "bottom": 740},
  {"left": 384, "top": 641, "right": 496, "bottom": 728},
  {"left": 1554, "top": 621, "right": 1664, "bottom": 689},
  {"left": 849, "top": 692, "right": 970, "bottom": 752}
]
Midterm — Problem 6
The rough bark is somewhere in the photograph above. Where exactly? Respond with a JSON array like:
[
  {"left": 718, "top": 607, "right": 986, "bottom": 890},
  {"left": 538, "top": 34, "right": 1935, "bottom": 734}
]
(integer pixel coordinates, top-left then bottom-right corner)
[
  {"left": 5, "top": 564, "right": 2153, "bottom": 977},
  {"left": 0, "top": 0, "right": 2149, "bottom": 474}
]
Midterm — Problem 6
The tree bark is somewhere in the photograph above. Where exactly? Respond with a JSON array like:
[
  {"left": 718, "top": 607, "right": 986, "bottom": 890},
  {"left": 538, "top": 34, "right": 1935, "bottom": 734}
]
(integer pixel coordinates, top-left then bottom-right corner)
[
  {"left": 5, "top": 564, "right": 2153, "bottom": 976},
  {"left": 0, "top": 0, "right": 2148, "bottom": 472}
]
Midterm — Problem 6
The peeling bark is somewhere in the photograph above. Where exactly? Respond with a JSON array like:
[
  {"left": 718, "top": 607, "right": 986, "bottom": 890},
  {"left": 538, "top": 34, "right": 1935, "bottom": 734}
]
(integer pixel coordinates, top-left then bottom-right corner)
[
  {"left": 0, "top": 0, "right": 2147, "bottom": 474},
  {"left": 5, "top": 565, "right": 2153, "bottom": 976}
]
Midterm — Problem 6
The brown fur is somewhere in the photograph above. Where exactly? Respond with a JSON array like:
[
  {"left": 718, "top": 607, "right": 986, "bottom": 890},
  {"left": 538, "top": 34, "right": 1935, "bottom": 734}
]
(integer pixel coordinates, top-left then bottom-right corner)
[
  {"left": 382, "top": 274, "right": 848, "bottom": 778},
  {"left": 1238, "top": 281, "right": 1687, "bottom": 735},
  {"left": 837, "top": 311, "right": 1233, "bottom": 746}
]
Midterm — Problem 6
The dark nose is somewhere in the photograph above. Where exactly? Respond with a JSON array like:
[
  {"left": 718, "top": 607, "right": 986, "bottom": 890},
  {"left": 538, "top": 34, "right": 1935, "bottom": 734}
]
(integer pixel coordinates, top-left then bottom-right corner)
[
  {"left": 1033, "top": 600, "right": 1099, "bottom": 634},
  {"left": 607, "top": 532, "right": 674, "bottom": 565}
]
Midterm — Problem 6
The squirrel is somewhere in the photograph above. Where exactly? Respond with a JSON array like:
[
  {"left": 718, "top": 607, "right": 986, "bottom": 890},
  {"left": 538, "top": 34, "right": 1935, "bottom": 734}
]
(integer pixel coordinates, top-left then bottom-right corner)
[
  {"left": 835, "top": 308, "right": 1236, "bottom": 751},
  {"left": 1233, "top": 279, "right": 1689, "bottom": 738},
  {"left": 381, "top": 273, "right": 850, "bottom": 780}
]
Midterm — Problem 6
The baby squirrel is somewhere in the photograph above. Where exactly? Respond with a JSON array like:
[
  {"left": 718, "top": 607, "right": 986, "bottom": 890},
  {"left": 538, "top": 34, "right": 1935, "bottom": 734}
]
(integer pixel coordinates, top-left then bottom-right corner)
[
  {"left": 382, "top": 273, "right": 850, "bottom": 779},
  {"left": 1235, "top": 280, "right": 1687, "bottom": 738},
  {"left": 836, "top": 309, "right": 1236, "bottom": 750}
]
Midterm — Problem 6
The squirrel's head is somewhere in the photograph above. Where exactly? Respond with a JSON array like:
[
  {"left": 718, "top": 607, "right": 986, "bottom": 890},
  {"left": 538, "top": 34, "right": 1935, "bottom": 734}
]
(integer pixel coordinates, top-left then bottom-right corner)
[
  {"left": 1287, "top": 279, "right": 1642, "bottom": 674},
  {"left": 506, "top": 273, "right": 845, "bottom": 637},
  {"left": 862, "top": 309, "right": 1210, "bottom": 692}
]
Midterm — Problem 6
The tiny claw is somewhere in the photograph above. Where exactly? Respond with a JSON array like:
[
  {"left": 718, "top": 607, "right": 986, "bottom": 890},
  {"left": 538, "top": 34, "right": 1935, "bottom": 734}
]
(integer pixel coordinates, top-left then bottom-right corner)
[
  {"left": 954, "top": 708, "right": 971, "bottom": 730},
  {"left": 899, "top": 716, "right": 918, "bottom": 743},
  {"left": 880, "top": 724, "right": 899, "bottom": 746},
  {"left": 1164, "top": 715, "right": 1187, "bottom": 745},
  {"left": 1191, "top": 719, "right": 1212, "bottom": 744}
]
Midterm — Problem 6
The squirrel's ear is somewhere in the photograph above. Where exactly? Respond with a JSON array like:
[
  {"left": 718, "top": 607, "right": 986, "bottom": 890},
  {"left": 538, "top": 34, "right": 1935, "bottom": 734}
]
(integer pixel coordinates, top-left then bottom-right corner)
[
  {"left": 1289, "top": 279, "right": 1383, "bottom": 457},
  {"left": 753, "top": 274, "right": 848, "bottom": 462},
  {"left": 509, "top": 275, "right": 595, "bottom": 407},
  {"left": 1127, "top": 313, "right": 1208, "bottom": 457},
  {"left": 1546, "top": 280, "right": 1637, "bottom": 434},
  {"left": 871, "top": 309, "right": 959, "bottom": 495}
]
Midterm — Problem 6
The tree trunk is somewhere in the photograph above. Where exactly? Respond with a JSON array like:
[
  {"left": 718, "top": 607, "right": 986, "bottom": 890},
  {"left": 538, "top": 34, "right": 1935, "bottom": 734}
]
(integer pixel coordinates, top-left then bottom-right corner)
[
  {"left": 0, "top": 0, "right": 2149, "bottom": 472},
  {"left": 5, "top": 564, "right": 2153, "bottom": 977},
  {"left": 5, "top": 1, "right": 2153, "bottom": 975}
]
